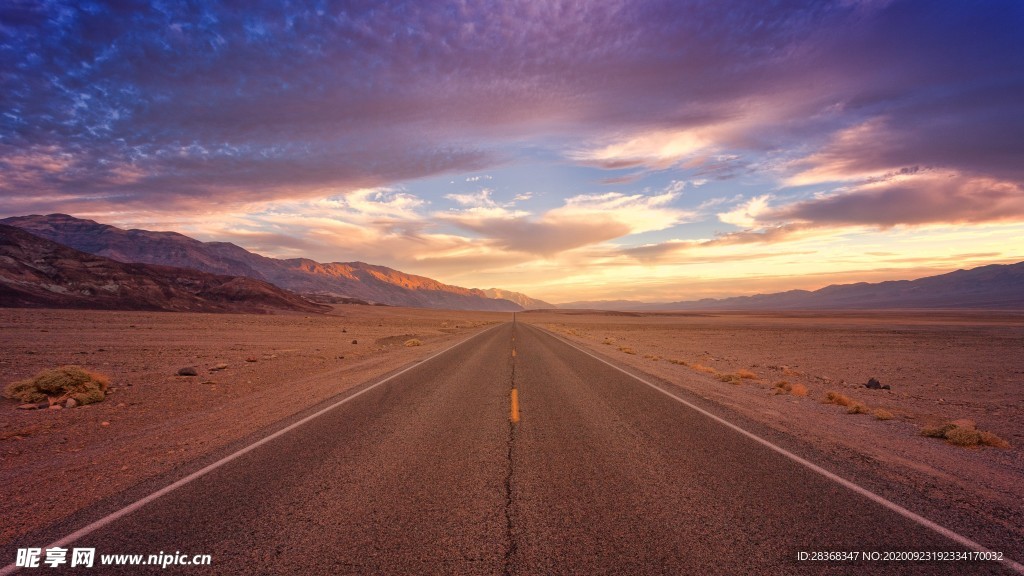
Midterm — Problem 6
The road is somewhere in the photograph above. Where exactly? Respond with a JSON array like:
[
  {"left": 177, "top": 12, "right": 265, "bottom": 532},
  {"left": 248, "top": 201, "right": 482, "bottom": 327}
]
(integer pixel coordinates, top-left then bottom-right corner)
[{"left": 5, "top": 321, "right": 1017, "bottom": 574}]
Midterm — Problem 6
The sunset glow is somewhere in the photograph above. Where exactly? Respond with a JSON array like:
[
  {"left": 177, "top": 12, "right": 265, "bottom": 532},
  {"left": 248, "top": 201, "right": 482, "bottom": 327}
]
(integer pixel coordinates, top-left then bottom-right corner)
[{"left": 2, "top": 1, "right": 1022, "bottom": 303}]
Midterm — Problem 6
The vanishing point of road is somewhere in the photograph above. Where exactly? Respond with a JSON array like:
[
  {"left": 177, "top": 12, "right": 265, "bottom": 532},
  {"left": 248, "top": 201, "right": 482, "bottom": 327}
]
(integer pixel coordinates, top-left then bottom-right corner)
[{"left": 4, "top": 319, "right": 1020, "bottom": 575}]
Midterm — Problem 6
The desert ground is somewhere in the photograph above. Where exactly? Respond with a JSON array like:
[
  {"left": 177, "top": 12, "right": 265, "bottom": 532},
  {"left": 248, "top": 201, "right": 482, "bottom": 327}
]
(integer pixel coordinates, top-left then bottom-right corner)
[
  {"left": 0, "top": 306, "right": 506, "bottom": 546},
  {"left": 519, "top": 309, "right": 1024, "bottom": 549},
  {"left": 2, "top": 306, "right": 1022, "bottom": 558}
]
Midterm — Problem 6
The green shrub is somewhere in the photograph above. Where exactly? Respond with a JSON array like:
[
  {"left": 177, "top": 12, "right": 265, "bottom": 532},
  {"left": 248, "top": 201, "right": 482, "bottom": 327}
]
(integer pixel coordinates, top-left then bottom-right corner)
[{"left": 4, "top": 366, "right": 110, "bottom": 405}]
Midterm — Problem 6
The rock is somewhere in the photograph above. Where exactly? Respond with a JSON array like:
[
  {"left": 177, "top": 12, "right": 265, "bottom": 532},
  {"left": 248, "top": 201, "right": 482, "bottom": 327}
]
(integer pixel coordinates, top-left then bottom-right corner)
[
  {"left": 49, "top": 404, "right": 62, "bottom": 410},
  {"left": 351, "top": 339, "right": 358, "bottom": 344},
  {"left": 65, "top": 398, "right": 78, "bottom": 409},
  {"left": 342, "top": 328, "right": 347, "bottom": 333},
  {"left": 246, "top": 357, "right": 258, "bottom": 362},
  {"left": 212, "top": 363, "right": 228, "bottom": 371},
  {"left": 17, "top": 403, "right": 40, "bottom": 410},
  {"left": 177, "top": 367, "right": 198, "bottom": 376},
  {"left": 101, "top": 421, "right": 110, "bottom": 427}
]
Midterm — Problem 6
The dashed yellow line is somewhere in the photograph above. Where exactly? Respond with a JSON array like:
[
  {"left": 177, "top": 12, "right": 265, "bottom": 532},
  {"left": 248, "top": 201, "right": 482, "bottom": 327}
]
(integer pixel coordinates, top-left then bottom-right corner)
[{"left": 510, "top": 389, "right": 520, "bottom": 423}]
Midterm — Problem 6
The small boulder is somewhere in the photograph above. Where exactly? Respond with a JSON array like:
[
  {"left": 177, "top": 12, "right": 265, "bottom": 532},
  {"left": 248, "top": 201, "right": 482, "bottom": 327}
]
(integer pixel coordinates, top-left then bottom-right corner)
[
  {"left": 351, "top": 339, "right": 358, "bottom": 344},
  {"left": 17, "top": 403, "right": 41, "bottom": 410},
  {"left": 865, "top": 377, "right": 890, "bottom": 390},
  {"left": 212, "top": 363, "right": 228, "bottom": 371},
  {"left": 245, "top": 357, "right": 258, "bottom": 363},
  {"left": 49, "top": 404, "right": 62, "bottom": 410},
  {"left": 65, "top": 398, "right": 78, "bottom": 409},
  {"left": 177, "top": 367, "right": 198, "bottom": 376}
]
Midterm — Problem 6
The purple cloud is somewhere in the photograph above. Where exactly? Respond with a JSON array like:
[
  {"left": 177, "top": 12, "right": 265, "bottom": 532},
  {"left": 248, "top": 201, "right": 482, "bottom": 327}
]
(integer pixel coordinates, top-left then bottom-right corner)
[{"left": 0, "top": 0, "right": 1021, "bottom": 221}]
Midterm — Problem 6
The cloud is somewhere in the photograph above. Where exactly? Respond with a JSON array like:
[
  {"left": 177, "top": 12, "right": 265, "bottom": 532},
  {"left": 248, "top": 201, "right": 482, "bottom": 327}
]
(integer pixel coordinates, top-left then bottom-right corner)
[
  {"left": 438, "top": 190, "right": 691, "bottom": 256},
  {"left": 13, "top": 0, "right": 1021, "bottom": 209},
  {"left": 767, "top": 172, "right": 1024, "bottom": 227},
  {"left": 570, "top": 128, "right": 714, "bottom": 170},
  {"left": 717, "top": 195, "right": 773, "bottom": 228}
]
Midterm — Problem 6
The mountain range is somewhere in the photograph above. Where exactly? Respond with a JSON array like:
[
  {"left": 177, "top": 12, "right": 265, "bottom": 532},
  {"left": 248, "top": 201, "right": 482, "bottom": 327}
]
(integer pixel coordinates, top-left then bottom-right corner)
[
  {"left": 2, "top": 213, "right": 1021, "bottom": 313},
  {"left": 559, "top": 262, "right": 1024, "bottom": 311},
  {"left": 2, "top": 214, "right": 553, "bottom": 311},
  {"left": 0, "top": 224, "right": 327, "bottom": 314}
]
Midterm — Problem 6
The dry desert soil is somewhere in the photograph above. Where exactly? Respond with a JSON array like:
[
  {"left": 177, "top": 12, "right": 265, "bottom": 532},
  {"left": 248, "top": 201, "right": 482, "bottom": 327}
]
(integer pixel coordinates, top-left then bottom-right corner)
[{"left": 1, "top": 306, "right": 1022, "bottom": 559}]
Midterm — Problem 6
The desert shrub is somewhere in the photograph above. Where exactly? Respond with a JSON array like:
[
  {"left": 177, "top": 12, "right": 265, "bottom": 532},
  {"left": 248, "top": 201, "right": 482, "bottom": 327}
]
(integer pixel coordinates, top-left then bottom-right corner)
[
  {"left": 736, "top": 369, "right": 758, "bottom": 380},
  {"left": 716, "top": 373, "right": 742, "bottom": 384},
  {"left": 404, "top": 339, "right": 422, "bottom": 347},
  {"left": 823, "top": 391, "right": 854, "bottom": 407},
  {"left": 979, "top": 431, "right": 1011, "bottom": 449},
  {"left": 602, "top": 338, "right": 614, "bottom": 345},
  {"left": 618, "top": 346, "right": 636, "bottom": 355},
  {"left": 690, "top": 363, "right": 717, "bottom": 375},
  {"left": 773, "top": 381, "right": 808, "bottom": 396},
  {"left": 921, "top": 420, "right": 1010, "bottom": 448},
  {"left": 668, "top": 359, "right": 688, "bottom": 366},
  {"left": 873, "top": 408, "right": 894, "bottom": 420},
  {"left": 846, "top": 402, "right": 869, "bottom": 415},
  {"left": 4, "top": 366, "right": 109, "bottom": 405},
  {"left": 945, "top": 426, "right": 982, "bottom": 446}
]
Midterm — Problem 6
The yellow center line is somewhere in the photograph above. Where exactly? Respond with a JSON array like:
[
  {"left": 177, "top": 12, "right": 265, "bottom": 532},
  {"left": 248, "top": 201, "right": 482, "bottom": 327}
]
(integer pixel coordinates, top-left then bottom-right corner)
[{"left": 510, "top": 389, "right": 520, "bottom": 423}]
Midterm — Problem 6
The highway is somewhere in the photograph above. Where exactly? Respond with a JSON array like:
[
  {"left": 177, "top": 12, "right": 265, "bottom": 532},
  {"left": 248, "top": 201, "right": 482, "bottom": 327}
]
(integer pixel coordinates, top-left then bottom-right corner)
[{"left": 4, "top": 321, "right": 1017, "bottom": 574}]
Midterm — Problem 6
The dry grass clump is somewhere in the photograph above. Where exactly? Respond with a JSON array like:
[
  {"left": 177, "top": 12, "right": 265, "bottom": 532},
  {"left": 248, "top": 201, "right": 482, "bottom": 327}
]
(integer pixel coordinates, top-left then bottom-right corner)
[
  {"left": 773, "top": 381, "right": 808, "bottom": 396},
  {"left": 618, "top": 346, "right": 636, "bottom": 355},
  {"left": 667, "top": 359, "right": 688, "bottom": 366},
  {"left": 643, "top": 354, "right": 662, "bottom": 361},
  {"left": 602, "top": 337, "right": 614, "bottom": 345},
  {"left": 689, "top": 363, "right": 717, "bottom": 375},
  {"left": 921, "top": 420, "right": 1010, "bottom": 448},
  {"left": 403, "top": 338, "right": 422, "bottom": 347},
  {"left": 822, "top": 390, "right": 869, "bottom": 414},
  {"left": 823, "top": 390, "right": 854, "bottom": 407},
  {"left": 873, "top": 408, "right": 894, "bottom": 420},
  {"left": 716, "top": 373, "right": 742, "bottom": 385},
  {"left": 846, "top": 402, "right": 869, "bottom": 415},
  {"left": 735, "top": 369, "right": 758, "bottom": 380},
  {"left": 4, "top": 365, "right": 110, "bottom": 405}
]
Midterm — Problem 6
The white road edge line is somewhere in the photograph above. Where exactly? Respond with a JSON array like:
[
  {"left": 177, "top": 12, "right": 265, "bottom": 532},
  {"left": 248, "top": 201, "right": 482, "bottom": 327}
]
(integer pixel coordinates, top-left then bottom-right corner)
[
  {"left": 0, "top": 323, "right": 503, "bottom": 576},
  {"left": 536, "top": 325, "right": 1024, "bottom": 575}
]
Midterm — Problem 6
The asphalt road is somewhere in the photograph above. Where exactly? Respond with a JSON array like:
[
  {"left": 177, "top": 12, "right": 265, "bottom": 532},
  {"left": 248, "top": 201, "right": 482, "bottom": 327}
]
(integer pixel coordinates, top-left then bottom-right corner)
[{"left": 7, "top": 321, "right": 1017, "bottom": 574}]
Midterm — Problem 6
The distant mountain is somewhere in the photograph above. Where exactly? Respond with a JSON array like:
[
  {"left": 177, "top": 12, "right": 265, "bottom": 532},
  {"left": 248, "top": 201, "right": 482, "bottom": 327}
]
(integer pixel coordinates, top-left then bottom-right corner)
[
  {"left": 2, "top": 214, "right": 525, "bottom": 311},
  {"left": 636, "top": 262, "right": 1024, "bottom": 310},
  {"left": 481, "top": 288, "right": 555, "bottom": 310},
  {"left": 0, "top": 224, "right": 328, "bottom": 314},
  {"left": 557, "top": 300, "right": 649, "bottom": 310}
]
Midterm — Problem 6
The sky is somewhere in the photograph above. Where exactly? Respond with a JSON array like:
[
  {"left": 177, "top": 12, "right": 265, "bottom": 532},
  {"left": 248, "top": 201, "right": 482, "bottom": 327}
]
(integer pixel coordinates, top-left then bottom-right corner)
[{"left": 2, "top": 0, "right": 1023, "bottom": 303}]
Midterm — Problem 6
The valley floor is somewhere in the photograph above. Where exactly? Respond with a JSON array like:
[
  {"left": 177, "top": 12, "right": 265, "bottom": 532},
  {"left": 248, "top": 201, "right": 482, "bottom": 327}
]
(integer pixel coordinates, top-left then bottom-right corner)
[{"left": 1, "top": 307, "right": 1021, "bottom": 562}]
